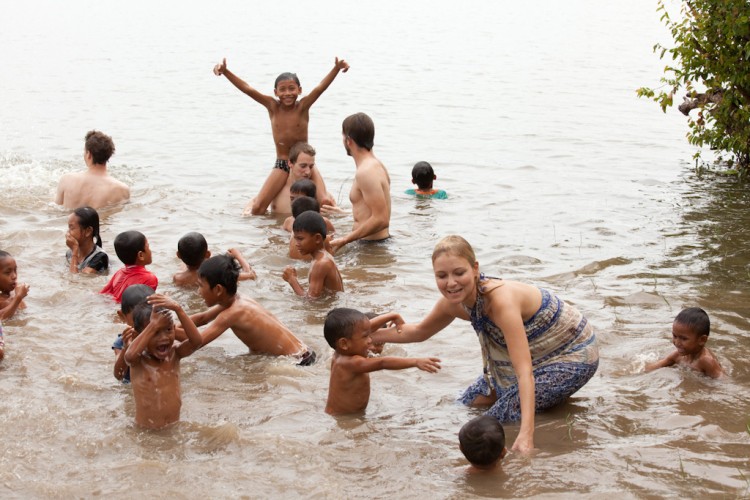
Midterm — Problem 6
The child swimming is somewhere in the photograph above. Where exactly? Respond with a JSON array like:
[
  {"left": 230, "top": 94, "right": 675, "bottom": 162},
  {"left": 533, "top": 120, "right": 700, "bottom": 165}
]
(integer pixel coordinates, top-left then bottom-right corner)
[
  {"left": 459, "top": 415, "right": 507, "bottom": 472},
  {"left": 405, "top": 161, "right": 447, "bottom": 199}
]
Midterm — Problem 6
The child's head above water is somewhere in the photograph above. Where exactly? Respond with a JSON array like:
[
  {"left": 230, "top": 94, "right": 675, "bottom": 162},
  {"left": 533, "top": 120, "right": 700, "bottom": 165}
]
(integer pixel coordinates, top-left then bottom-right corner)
[
  {"left": 274, "top": 72, "right": 301, "bottom": 89},
  {"left": 674, "top": 307, "right": 710, "bottom": 337},
  {"left": 411, "top": 161, "right": 436, "bottom": 190},
  {"left": 199, "top": 254, "right": 241, "bottom": 298},
  {"left": 290, "top": 179, "right": 317, "bottom": 201},
  {"left": 293, "top": 211, "right": 327, "bottom": 239},
  {"left": 84, "top": 130, "right": 115, "bottom": 165},
  {"left": 672, "top": 307, "right": 710, "bottom": 356},
  {"left": 114, "top": 231, "right": 151, "bottom": 266},
  {"left": 324, "top": 307, "right": 368, "bottom": 350},
  {"left": 119, "top": 284, "right": 155, "bottom": 325},
  {"left": 459, "top": 415, "right": 507, "bottom": 470},
  {"left": 70, "top": 206, "right": 103, "bottom": 248},
  {"left": 0, "top": 250, "right": 17, "bottom": 294},
  {"left": 177, "top": 232, "right": 209, "bottom": 269},
  {"left": 291, "top": 196, "right": 321, "bottom": 218}
]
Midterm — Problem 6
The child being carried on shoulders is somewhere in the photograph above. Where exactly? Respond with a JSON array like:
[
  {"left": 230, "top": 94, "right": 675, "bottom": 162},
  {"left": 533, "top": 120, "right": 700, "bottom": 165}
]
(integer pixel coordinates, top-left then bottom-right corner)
[{"left": 324, "top": 308, "right": 441, "bottom": 415}]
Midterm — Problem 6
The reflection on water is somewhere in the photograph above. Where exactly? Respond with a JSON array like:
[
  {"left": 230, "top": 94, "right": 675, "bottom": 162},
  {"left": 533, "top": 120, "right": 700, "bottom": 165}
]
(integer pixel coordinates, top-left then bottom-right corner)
[{"left": 1, "top": 0, "right": 750, "bottom": 497}]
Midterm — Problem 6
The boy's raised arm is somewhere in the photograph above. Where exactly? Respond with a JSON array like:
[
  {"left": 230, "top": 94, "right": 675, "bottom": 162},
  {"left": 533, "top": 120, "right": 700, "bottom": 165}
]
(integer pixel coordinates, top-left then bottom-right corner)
[
  {"left": 227, "top": 248, "right": 256, "bottom": 281},
  {"left": 300, "top": 57, "right": 349, "bottom": 110},
  {"left": 148, "top": 295, "right": 202, "bottom": 357},
  {"left": 124, "top": 309, "right": 171, "bottom": 365},
  {"left": 0, "top": 284, "right": 29, "bottom": 320},
  {"left": 341, "top": 354, "right": 441, "bottom": 374},
  {"left": 214, "top": 58, "right": 276, "bottom": 109}
]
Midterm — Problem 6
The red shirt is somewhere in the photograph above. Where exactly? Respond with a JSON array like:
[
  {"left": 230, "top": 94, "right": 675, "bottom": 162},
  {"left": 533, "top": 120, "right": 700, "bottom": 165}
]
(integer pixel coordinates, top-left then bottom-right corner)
[{"left": 100, "top": 265, "right": 158, "bottom": 303}]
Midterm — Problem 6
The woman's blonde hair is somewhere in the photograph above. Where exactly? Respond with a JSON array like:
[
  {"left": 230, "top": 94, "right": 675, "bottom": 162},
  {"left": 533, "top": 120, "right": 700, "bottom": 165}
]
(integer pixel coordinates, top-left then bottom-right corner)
[{"left": 432, "top": 235, "right": 476, "bottom": 266}]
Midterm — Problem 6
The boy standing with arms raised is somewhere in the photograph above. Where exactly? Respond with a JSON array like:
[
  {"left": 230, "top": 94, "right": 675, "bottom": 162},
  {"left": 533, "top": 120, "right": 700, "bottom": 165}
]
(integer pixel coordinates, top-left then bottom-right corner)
[
  {"left": 330, "top": 113, "right": 391, "bottom": 253},
  {"left": 213, "top": 58, "right": 348, "bottom": 215}
]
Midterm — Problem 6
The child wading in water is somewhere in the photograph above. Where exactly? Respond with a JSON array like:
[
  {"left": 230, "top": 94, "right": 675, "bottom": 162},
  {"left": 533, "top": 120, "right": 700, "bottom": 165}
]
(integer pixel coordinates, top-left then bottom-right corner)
[
  {"left": 124, "top": 295, "right": 203, "bottom": 429},
  {"left": 324, "top": 308, "right": 441, "bottom": 415},
  {"left": 65, "top": 206, "right": 109, "bottom": 274},
  {"left": 213, "top": 57, "right": 348, "bottom": 215},
  {"left": 0, "top": 250, "right": 29, "bottom": 321},
  {"left": 645, "top": 307, "right": 723, "bottom": 378}
]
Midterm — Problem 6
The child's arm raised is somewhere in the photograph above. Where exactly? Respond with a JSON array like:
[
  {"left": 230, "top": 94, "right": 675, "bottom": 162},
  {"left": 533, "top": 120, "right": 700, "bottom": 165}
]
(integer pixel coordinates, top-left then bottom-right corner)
[
  {"left": 214, "top": 58, "right": 276, "bottom": 110},
  {"left": 227, "top": 248, "right": 256, "bottom": 281},
  {"left": 124, "top": 308, "right": 171, "bottom": 366},
  {"left": 113, "top": 327, "right": 135, "bottom": 380},
  {"left": 369, "top": 312, "right": 405, "bottom": 331},
  {"left": 148, "top": 294, "right": 203, "bottom": 358},
  {"left": 644, "top": 350, "right": 679, "bottom": 372},
  {"left": 282, "top": 266, "right": 306, "bottom": 296},
  {"left": 339, "top": 354, "right": 441, "bottom": 374},
  {"left": 0, "top": 283, "right": 30, "bottom": 320},
  {"left": 299, "top": 57, "right": 349, "bottom": 111}
]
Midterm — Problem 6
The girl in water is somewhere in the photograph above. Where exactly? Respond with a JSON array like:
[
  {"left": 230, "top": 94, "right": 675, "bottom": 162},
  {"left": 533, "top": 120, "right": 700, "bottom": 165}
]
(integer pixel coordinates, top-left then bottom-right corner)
[
  {"left": 370, "top": 235, "right": 599, "bottom": 452},
  {"left": 65, "top": 206, "right": 108, "bottom": 274}
]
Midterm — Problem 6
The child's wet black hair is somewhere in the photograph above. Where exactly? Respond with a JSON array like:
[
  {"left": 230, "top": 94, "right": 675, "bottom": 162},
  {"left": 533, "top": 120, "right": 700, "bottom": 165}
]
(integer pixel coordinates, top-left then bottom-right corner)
[
  {"left": 121, "top": 284, "right": 155, "bottom": 315},
  {"left": 411, "top": 161, "right": 435, "bottom": 190},
  {"left": 113, "top": 231, "right": 147, "bottom": 266},
  {"left": 293, "top": 210, "right": 327, "bottom": 238},
  {"left": 674, "top": 307, "right": 710, "bottom": 337},
  {"left": 275, "top": 72, "right": 300, "bottom": 88},
  {"left": 177, "top": 232, "right": 208, "bottom": 268},
  {"left": 199, "top": 254, "right": 241, "bottom": 296},
  {"left": 290, "top": 179, "right": 316, "bottom": 199},
  {"left": 458, "top": 415, "right": 506, "bottom": 467},
  {"left": 291, "top": 196, "right": 320, "bottom": 218},
  {"left": 72, "top": 206, "right": 103, "bottom": 248},
  {"left": 132, "top": 302, "right": 171, "bottom": 334},
  {"left": 324, "top": 308, "right": 368, "bottom": 348}
]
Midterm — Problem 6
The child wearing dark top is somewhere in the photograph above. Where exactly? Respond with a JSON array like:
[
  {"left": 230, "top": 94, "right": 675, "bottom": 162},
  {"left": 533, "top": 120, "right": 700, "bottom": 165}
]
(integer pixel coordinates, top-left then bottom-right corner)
[
  {"left": 65, "top": 206, "right": 108, "bottom": 274},
  {"left": 100, "top": 231, "right": 158, "bottom": 303}
]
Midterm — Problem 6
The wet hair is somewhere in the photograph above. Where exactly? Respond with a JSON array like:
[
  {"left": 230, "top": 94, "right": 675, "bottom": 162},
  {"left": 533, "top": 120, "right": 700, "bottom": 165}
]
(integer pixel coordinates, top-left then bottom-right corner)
[
  {"left": 324, "top": 308, "right": 367, "bottom": 348},
  {"left": 275, "top": 72, "right": 300, "bottom": 88},
  {"left": 0, "top": 250, "right": 11, "bottom": 261},
  {"left": 120, "top": 284, "right": 155, "bottom": 315},
  {"left": 289, "top": 142, "right": 316, "bottom": 164},
  {"left": 132, "top": 302, "right": 171, "bottom": 334},
  {"left": 342, "top": 112, "right": 375, "bottom": 151},
  {"left": 674, "top": 307, "right": 710, "bottom": 337},
  {"left": 458, "top": 415, "right": 506, "bottom": 467},
  {"left": 293, "top": 211, "right": 327, "bottom": 238},
  {"left": 84, "top": 130, "right": 115, "bottom": 165},
  {"left": 113, "top": 230, "right": 147, "bottom": 265},
  {"left": 432, "top": 235, "right": 476, "bottom": 266},
  {"left": 199, "top": 254, "right": 240, "bottom": 296},
  {"left": 177, "top": 232, "right": 208, "bottom": 268},
  {"left": 290, "top": 179, "right": 317, "bottom": 198},
  {"left": 411, "top": 161, "right": 435, "bottom": 190},
  {"left": 291, "top": 196, "right": 320, "bottom": 218},
  {"left": 72, "top": 206, "right": 103, "bottom": 248}
]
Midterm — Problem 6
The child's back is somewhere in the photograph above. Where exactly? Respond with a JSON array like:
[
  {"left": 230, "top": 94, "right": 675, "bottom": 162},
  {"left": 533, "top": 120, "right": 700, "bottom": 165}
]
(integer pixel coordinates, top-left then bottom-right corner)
[{"left": 406, "top": 161, "right": 447, "bottom": 199}]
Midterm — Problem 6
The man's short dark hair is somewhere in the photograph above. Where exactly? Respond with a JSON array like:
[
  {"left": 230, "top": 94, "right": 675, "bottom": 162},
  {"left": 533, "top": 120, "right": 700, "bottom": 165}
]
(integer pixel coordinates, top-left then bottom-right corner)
[
  {"left": 342, "top": 112, "right": 375, "bottom": 151},
  {"left": 85, "top": 130, "right": 115, "bottom": 164}
]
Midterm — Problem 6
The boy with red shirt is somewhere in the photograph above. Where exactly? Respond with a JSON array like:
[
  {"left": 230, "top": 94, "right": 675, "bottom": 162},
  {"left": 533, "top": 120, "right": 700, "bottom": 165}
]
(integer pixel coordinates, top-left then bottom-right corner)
[{"left": 101, "top": 231, "right": 158, "bottom": 303}]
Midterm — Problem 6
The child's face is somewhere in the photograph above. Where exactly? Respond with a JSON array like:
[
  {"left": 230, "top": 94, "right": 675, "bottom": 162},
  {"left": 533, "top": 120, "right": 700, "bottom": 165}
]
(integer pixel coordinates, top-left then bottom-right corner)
[
  {"left": 274, "top": 80, "right": 301, "bottom": 107},
  {"left": 0, "top": 257, "right": 18, "bottom": 294},
  {"left": 290, "top": 152, "right": 315, "bottom": 181},
  {"left": 289, "top": 190, "right": 305, "bottom": 206},
  {"left": 138, "top": 239, "right": 153, "bottom": 266},
  {"left": 146, "top": 321, "right": 176, "bottom": 360},
  {"left": 67, "top": 213, "right": 86, "bottom": 242},
  {"left": 672, "top": 321, "right": 706, "bottom": 356},
  {"left": 198, "top": 278, "right": 220, "bottom": 306},
  {"left": 343, "top": 319, "right": 373, "bottom": 357},
  {"left": 292, "top": 230, "right": 320, "bottom": 256}
]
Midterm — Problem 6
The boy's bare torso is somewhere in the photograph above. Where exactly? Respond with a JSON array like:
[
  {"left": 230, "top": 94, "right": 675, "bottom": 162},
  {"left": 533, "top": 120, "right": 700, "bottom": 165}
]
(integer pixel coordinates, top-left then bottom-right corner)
[
  {"left": 311, "top": 251, "right": 343, "bottom": 293},
  {"left": 326, "top": 353, "right": 370, "bottom": 415},
  {"left": 270, "top": 103, "right": 310, "bottom": 159},
  {"left": 677, "top": 346, "right": 723, "bottom": 376},
  {"left": 130, "top": 348, "right": 182, "bottom": 429},
  {"left": 220, "top": 295, "right": 304, "bottom": 355}
]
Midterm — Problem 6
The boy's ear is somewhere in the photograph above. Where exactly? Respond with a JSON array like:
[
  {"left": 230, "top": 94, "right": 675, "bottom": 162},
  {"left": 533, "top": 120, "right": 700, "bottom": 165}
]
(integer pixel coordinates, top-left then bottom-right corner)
[
  {"left": 116, "top": 310, "right": 126, "bottom": 323},
  {"left": 205, "top": 250, "right": 211, "bottom": 259},
  {"left": 336, "top": 337, "right": 349, "bottom": 351},
  {"left": 698, "top": 334, "right": 708, "bottom": 346},
  {"left": 411, "top": 178, "right": 416, "bottom": 184},
  {"left": 433, "top": 174, "right": 437, "bottom": 180},
  {"left": 176, "top": 251, "right": 182, "bottom": 260},
  {"left": 314, "top": 234, "right": 324, "bottom": 244},
  {"left": 500, "top": 447, "right": 508, "bottom": 459}
]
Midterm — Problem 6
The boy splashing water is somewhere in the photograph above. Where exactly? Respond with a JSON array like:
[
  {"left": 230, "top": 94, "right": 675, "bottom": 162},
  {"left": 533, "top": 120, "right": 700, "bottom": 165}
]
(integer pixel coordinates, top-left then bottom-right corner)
[{"left": 213, "top": 58, "right": 348, "bottom": 215}]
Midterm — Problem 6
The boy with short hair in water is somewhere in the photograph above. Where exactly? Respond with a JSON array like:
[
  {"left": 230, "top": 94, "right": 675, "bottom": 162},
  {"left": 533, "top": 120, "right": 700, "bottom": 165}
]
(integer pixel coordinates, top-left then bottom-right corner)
[
  {"left": 191, "top": 254, "right": 316, "bottom": 365},
  {"left": 645, "top": 307, "right": 723, "bottom": 378},
  {"left": 55, "top": 130, "right": 130, "bottom": 209},
  {"left": 213, "top": 58, "right": 347, "bottom": 215},
  {"left": 112, "top": 284, "right": 155, "bottom": 382},
  {"left": 282, "top": 211, "right": 343, "bottom": 298},
  {"left": 100, "top": 231, "right": 158, "bottom": 303},
  {"left": 459, "top": 415, "right": 507, "bottom": 472},
  {"left": 124, "top": 295, "right": 203, "bottom": 429},
  {"left": 0, "top": 250, "right": 29, "bottom": 321},
  {"left": 173, "top": 232, "right": 255, "bottom": 287},
  {"left": 324, "top": 308, "right": 441, "bottom": 415},
  {"left": 283, "top": 196, "right": 335, "bottom": 260},
  {"left": 406, "top": 161, "right": 448, "bottom": 199}
]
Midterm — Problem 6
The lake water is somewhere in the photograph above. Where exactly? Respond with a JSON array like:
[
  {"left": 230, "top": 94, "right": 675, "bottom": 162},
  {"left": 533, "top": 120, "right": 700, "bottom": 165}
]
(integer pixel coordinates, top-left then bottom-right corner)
[{"left": 1, "top": 0, "right": 749, "bottom": 497}]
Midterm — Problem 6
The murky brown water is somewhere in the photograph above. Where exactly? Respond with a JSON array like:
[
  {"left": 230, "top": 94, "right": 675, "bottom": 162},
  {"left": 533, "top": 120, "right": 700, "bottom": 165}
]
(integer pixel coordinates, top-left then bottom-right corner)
[{"left": 1, "top": 0, "right": 748, "bottom": 497}]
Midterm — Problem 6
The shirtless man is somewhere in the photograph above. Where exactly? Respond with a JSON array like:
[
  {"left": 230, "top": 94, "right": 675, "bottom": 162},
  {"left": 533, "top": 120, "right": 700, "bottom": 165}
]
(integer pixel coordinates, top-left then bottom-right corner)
[
  {"left": 55, "top": 130, "right": 130, "bottom": 209},
  {"left": 329, "top": 113, "right": 391, "bottom": 253}
]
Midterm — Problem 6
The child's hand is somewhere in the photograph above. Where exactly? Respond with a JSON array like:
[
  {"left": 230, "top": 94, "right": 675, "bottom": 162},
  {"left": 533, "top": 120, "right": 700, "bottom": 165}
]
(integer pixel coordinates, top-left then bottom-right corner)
[
  {"left": 15, "top": 283, "right": 30, "bottom": 299},
  {"left": 148, "top": 294, "right": 182, "bottom": 313},
  {"left": 335, "top": 57, "right": 349, "bottom": 73},
  {"left": 320, "top": 204, "right": 348, "bottom": 216},
  {"left": 65, "top": 232, "right": 78, "bottom": 250},
  {"left": 149, "top": 307, "right": 172, "bottom": 330},
  {"left": 386, "top": 314, "right": 405, "bottom": 333},
  {"left": 122, "top": 327, "right": 136, "bottom": 348},
  {"left": 415, "top": 357, "right": 441, "bottom": 373},
  {"left": 213, "top": 57, "right": 227, "bottom": 76},
  {"left": 282, "top": 266, "right": 297, "bottom": 283}
]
